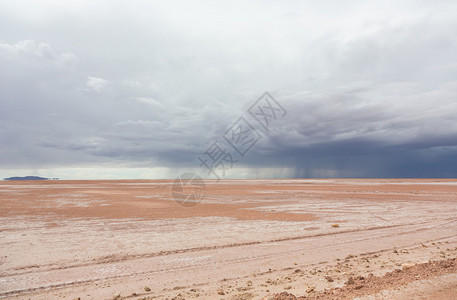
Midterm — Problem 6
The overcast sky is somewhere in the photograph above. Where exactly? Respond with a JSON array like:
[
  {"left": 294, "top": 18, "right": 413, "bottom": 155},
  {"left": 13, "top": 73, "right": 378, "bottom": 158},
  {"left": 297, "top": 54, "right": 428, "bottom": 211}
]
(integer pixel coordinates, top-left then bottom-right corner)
[{"left": 1, "top": 0, "right": 457, "bottom": 179}]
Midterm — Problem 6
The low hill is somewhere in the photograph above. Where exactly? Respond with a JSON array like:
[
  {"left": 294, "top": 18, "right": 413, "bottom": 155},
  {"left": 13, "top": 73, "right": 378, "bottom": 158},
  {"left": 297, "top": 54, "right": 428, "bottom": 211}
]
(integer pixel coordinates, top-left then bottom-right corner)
[{"left": 4, "top": 176, "right": 51, "bottom": 181}]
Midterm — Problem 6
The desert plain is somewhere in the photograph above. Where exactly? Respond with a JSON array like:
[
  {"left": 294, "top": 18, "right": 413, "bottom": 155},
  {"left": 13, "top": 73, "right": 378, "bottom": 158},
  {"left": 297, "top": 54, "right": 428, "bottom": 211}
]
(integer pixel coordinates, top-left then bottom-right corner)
[{"left": 0, "top": 179, "right": 456, "bottom": 299}]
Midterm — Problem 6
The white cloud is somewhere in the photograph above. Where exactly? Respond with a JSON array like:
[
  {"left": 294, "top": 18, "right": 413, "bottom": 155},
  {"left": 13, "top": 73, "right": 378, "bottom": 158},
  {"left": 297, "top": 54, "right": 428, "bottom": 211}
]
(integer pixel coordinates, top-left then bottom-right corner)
[
  {"left": 86, "top": 76, "right": 109, "bottom": 93},
  {"left": 135, "top": 97, "right": 162, "bottom": 106},
  {"left": 0, "top": 40, "right": 79, "bottom": 67},
  {"left": 122, "top": 79, "right": 142, "bottom": 88}
]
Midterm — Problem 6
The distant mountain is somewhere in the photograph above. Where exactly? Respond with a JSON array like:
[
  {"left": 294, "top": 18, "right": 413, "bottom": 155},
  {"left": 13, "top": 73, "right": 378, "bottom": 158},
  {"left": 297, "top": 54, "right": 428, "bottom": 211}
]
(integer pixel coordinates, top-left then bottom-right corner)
[{"left": 3, "top": 176, "right": 53, "bottom": 181}]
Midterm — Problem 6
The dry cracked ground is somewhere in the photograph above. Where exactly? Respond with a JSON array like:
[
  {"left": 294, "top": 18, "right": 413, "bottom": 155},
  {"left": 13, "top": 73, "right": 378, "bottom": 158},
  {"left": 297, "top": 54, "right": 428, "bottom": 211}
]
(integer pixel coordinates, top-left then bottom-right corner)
[{"left": 0, "top": 179, "right": 456, "bottom": 299}]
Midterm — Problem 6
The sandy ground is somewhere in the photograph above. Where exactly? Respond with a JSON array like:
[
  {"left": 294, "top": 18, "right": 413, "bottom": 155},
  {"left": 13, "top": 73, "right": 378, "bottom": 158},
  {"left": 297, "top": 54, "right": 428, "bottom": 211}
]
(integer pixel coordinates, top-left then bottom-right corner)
[{"left": 0, "top": 179, "right": 456, "bottom": 299}]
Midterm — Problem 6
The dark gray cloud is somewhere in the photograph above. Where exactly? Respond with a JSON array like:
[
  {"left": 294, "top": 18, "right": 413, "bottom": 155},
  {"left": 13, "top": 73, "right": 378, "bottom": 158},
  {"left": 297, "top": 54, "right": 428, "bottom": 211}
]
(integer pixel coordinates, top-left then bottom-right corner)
[{"left": 0, "top": 0, "right": 456, "bottom": 179}]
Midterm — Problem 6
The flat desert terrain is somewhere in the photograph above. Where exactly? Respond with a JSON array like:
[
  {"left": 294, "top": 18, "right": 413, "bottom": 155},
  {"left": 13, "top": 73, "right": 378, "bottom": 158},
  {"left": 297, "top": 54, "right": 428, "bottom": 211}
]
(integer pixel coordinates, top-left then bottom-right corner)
[{"left": 0, "top": 179, "right": 456, "bottom": 299}]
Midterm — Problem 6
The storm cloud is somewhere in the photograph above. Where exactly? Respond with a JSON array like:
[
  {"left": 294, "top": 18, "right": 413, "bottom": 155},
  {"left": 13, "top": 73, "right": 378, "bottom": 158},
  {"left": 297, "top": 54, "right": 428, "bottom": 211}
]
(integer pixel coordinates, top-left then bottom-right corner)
[{"left": 1, "top": 0, "right": 456, "bottom": 179}]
